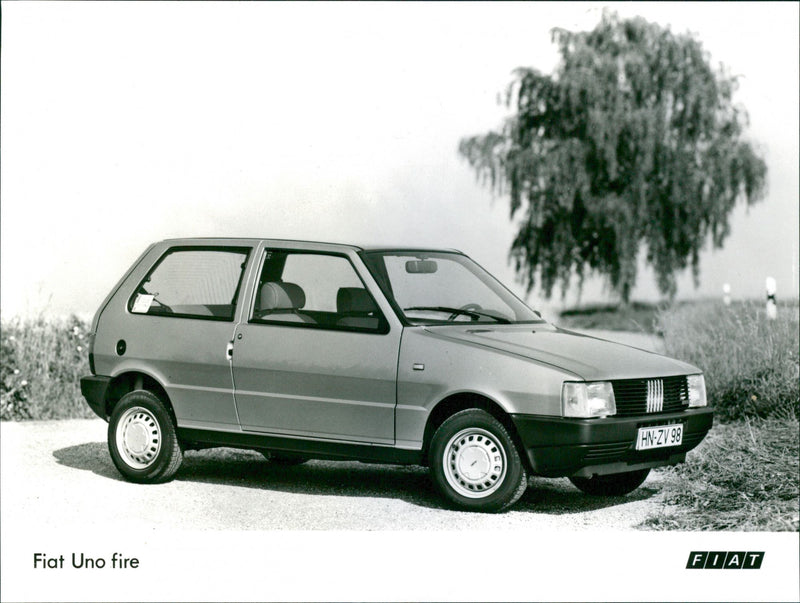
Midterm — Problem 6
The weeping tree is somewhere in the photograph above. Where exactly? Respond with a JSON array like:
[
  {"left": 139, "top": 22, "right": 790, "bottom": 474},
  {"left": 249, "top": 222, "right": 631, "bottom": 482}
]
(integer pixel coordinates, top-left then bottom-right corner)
[{"left": 459, "top": 12, "right": 767, "bottom": 302}]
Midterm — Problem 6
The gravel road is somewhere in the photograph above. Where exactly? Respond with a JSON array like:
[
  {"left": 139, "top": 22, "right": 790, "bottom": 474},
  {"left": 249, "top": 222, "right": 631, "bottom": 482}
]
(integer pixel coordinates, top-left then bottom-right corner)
[{"left": 1, "top": 418, "right": 670, "bottom": 531}]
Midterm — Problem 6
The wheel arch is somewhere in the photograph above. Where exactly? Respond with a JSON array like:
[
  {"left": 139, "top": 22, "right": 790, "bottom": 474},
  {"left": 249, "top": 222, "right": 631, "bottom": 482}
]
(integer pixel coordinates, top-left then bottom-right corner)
[
  {"left": 105, "top": 370, "right": 176, "bottom": 426},
  {"left": 421, "top": 391, "right": 528, "bottom": 468}
]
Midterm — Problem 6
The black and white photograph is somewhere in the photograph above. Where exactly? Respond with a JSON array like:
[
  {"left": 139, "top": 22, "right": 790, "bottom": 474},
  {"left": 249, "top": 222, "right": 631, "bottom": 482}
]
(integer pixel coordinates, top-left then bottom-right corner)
[{"left": 1, "top": 2, "right": 798, "bottom": 601}]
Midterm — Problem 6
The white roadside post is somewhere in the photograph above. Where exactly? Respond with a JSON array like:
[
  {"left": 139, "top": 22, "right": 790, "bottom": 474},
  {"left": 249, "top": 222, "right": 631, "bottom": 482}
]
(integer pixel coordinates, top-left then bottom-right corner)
[
  {"left": 766, "top": 277, "right": 777, "bottom": 320},
  {"left": 723, "top": 283, "right": 731, "bottom": 306}
]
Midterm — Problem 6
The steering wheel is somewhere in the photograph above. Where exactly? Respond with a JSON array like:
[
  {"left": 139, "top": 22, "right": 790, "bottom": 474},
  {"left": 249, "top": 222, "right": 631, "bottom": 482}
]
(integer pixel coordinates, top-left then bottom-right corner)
[{"left": 448, "top": 303, "right": 483, "bottom": 321}]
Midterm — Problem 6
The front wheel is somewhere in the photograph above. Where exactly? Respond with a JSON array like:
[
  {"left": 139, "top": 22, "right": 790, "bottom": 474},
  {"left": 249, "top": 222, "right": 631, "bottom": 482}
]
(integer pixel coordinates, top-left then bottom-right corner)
[
  {"left": 108, "top": 390, "right": 183, "bottom": 483},
  {"left": 429, "top": 409, "right": 527, "bottom": 512},
  {"left": 569, "top": 468, "right": 650, "bottom": 496}
]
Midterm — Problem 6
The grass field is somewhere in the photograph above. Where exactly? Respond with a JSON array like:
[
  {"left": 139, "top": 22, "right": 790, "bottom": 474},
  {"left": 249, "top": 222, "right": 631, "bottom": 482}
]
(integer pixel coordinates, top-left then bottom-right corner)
[
  {"left": 646, "top": 300, "right": 799, "bottom": 531},
  {"left": 2, "top": 302, "right": 798, "bottom": 530},
  {"left": 658, "top": 300, "right": 799, "bottom": 421},
  {"left": 558, "top": 301, "right": 667, "bottom": 333}
]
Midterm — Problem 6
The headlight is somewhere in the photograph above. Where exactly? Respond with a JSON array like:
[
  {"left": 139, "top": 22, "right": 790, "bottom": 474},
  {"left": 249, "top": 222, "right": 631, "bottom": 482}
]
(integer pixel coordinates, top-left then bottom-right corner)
[
  {"left": 562, "top": 381, "right": 616, "bottom": 418},
  {"left": 687, "top": 374, "right": 707, "bottom": 408}
]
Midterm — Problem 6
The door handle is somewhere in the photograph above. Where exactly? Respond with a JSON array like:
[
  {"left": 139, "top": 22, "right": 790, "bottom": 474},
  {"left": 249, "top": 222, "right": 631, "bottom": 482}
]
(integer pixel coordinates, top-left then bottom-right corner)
[{"left": 226, "top": 341, "right": 234, "bottom": 360}]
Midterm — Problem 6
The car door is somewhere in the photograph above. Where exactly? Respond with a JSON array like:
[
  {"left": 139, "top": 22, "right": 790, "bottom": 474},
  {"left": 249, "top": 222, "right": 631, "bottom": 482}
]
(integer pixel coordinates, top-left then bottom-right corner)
[{"left": 231, "top": 248, "right": 401, "bottom": 444}]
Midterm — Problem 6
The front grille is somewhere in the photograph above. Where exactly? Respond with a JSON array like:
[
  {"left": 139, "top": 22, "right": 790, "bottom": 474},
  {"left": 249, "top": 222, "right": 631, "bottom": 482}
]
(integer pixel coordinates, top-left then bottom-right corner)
[{"left": 612, "top": 376, "right": 689, "bottom": 417}]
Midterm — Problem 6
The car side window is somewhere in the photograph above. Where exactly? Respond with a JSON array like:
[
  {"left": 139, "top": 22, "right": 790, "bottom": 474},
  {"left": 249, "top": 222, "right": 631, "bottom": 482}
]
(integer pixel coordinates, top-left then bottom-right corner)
[
  {"left": 129, "top": 247, "right": 250, "bottom": 320},
  {"left": 251, "top": 250, "right": 388, "bottom": 333}
]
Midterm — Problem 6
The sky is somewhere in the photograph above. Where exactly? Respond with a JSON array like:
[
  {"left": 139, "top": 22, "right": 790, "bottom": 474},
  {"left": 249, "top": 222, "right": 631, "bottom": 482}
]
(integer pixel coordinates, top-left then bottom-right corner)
[{"left": 2, "top": 1, "right": 798, "bottom": 320}]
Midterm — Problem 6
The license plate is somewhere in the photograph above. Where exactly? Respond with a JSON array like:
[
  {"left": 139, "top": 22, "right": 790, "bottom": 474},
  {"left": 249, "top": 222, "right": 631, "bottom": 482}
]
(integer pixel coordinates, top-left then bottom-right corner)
[{"left": 635, "top": 424, "right": 683, "bottom": 450}]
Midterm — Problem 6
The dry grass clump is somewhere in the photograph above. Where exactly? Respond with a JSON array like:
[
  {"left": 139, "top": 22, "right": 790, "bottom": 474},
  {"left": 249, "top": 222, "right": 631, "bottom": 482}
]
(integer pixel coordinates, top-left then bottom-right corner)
[
  {"left": 644, "top": 418, "right": 799, "bottom": 531},
  {"left": 1, "top": 315, "right": 94, "bottom": 420},
  {"left": 658, "top": 300, "right": 799, "bottom": 421}
]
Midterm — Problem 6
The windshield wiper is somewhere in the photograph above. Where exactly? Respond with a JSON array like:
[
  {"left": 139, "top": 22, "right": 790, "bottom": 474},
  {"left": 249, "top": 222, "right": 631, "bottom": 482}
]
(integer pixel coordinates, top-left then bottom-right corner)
[{"left": 403, "top": 306, "right": 512, "bottom": 324}]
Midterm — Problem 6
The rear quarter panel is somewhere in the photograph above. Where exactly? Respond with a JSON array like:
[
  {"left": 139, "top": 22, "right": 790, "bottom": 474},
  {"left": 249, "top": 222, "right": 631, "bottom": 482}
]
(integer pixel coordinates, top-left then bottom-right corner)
[{"left": 92, "top": 239, "right": 261, "bottom": 428}]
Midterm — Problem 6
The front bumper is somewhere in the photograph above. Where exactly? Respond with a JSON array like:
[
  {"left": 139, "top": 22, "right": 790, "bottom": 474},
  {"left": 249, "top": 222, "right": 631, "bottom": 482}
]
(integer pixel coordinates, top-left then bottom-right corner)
[
  {"left": 510, "top": 408, "right": 713, "bottom": 478},
  {"left": 80, "top": 375, "right": 111, "bottom": 419}
]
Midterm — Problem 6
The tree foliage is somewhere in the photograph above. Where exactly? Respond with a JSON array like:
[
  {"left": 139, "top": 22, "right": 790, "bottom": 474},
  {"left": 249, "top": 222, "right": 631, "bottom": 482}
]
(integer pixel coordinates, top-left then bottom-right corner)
[{"left": 459, "top": 12, "right": 767, "bottom": 302}]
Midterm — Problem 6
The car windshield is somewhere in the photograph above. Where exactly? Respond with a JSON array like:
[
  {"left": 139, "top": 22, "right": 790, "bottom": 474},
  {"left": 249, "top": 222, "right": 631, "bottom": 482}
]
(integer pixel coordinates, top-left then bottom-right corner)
[{"left": 361, "top": 250, "right": 544, "bottom": 325}]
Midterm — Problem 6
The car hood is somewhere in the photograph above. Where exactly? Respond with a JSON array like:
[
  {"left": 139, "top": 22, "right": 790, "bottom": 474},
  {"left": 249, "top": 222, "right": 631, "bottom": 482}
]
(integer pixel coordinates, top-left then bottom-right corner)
[{"left": 424, "top": 324, "right": 698, "bottom": 381}]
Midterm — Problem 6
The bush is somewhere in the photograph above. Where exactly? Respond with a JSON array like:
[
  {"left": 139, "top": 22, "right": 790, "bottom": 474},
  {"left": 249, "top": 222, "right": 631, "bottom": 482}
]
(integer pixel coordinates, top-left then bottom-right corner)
[
  {"left": 657, "top": 301, "right": 799, "bottom": 421},
  {"left": 1, "top": 315, "right": 95, "bottom": 420}
]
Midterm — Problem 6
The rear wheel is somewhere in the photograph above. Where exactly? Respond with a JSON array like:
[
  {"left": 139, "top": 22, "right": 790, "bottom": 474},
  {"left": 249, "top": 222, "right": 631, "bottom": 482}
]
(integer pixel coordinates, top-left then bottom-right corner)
[
  {"left": 569, "top": 468, "right": 650, "bottom": 496},
  {"left": 429, "top": 409, "right": 527, "bottom": 512},
  {"left": 108, "top": 390, "right": 182, "bottom": 483}
]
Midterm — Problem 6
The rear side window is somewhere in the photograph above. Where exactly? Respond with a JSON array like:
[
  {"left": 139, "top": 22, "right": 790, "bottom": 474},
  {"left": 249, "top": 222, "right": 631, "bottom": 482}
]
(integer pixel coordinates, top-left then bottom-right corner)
[{"left": 129, "top": 247, "right": 250, "bottom": 321}]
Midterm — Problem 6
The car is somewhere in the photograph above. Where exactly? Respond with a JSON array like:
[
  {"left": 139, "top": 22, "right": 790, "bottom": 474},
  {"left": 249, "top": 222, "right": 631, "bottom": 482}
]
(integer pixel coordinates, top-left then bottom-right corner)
[{"left": 80, "top": 237, "right": 713, "bottom": 512}]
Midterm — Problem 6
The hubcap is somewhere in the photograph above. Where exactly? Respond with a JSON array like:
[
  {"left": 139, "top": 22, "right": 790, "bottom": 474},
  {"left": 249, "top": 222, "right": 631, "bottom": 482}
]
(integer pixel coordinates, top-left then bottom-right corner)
[
  {"left": 443, "top": 427, "right": 507, "bottom": 498},
  {"left": 116, "top": 406, "right": 162, "bottom": 469}
]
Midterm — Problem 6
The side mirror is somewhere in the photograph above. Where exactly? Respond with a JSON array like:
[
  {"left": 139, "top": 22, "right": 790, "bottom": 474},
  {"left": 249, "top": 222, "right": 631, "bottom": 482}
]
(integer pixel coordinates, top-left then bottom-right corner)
[{"left": 405, "top": 260, "right": 438, "bottom": 274}]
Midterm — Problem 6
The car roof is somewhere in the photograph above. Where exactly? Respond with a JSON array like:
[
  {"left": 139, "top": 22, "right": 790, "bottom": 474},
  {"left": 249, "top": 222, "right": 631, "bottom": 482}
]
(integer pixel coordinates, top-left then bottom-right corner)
[
  {"left": 358, "top": 245, "right": 463, "bottom": 254},
  {"left": 159, "top": 237, "right": 462, "bottom": 254}
]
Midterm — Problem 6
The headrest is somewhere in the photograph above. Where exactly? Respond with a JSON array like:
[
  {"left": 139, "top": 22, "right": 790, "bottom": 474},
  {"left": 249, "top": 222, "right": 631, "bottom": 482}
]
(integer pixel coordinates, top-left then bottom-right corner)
[
  {"left": 259, "top": 282, "right": 306, "bottom": 311},
  {"left": 337, "top": 288, "right": 377, "bottom": 314}
]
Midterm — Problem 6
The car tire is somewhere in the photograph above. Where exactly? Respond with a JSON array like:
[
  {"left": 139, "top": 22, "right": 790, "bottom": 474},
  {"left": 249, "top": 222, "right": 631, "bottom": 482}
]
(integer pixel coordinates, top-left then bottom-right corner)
[
  {"left": 569, "top": 468, "right": 650, "bottom": 496},
  {"left": 108, "top": 390, "right": 183, "bottom": 483},
  {"left": 261, "top": 451, "right": 309, "bottom": 466},
  {"left": 429, "top": 409, "right": 527, "bottom": 512}
]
